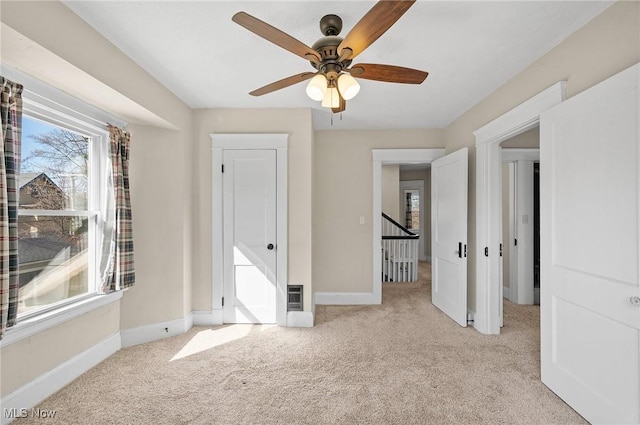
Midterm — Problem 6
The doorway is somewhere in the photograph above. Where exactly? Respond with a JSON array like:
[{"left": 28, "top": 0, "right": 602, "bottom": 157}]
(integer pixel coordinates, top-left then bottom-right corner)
[
  {"left": 473, "top": 81, "right": 564, "bottom": 334},
  {"left": 501, "top": 140, "right": 540, "bottom": 308},
  {"left": 372, "top": 149, "right": 445, "bottom": 304}
]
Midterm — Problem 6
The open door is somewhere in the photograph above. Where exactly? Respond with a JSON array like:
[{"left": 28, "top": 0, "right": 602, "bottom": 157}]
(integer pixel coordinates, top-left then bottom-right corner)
[
  {"left": 431, "top": 147, "right": 468, "bottom": 326},
  {"left": 540, "top": 64, "right": 640, "bottom": 424}
]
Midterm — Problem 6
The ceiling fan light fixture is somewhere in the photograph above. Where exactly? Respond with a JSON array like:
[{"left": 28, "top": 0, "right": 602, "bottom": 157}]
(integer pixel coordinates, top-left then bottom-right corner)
[
  {"left": 306, "top": 74, "right": 328, "bottom": 101},
  {"left": 233, "top": 1, "right": 428, "bottom": 114},
  {"left": 338, "top": 73, "right": 360, "bottom": 100},
  {"left": 321, "top": 86, "right": 340, "bottom": 108}
]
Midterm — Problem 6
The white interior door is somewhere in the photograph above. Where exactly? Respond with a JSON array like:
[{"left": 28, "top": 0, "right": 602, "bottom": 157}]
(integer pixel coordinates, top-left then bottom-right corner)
[
  {"left": 540, "top": 64, "right": 640, "bottom": 424},
  {"left": 223, "top": 149, "right": 277, "bottom": 324},
  {"left": 431, "top": 147, "right": 468, "bottom": 326}
]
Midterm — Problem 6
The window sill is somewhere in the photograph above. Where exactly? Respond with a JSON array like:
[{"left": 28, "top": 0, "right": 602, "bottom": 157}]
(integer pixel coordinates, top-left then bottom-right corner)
[{"left": 0, "top": 291, "right": 123, "bottom": 348}]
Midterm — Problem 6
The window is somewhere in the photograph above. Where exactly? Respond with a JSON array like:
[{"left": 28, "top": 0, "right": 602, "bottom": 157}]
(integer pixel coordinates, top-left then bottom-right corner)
[
  {"left": 404, "top": 189, "right": 420, "bottom": 231},
  {"left": 17, "top": 102, "right": 111, "bottom": 319}
]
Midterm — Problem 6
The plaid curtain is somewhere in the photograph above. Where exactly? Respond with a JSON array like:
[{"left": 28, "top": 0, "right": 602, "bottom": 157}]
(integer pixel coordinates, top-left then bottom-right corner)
[
  {"left": 0, "top": 77, "right": 22, "bottom": 339},
  {"left": 101, "top": 125, "right": 135, "bottom": 292}
]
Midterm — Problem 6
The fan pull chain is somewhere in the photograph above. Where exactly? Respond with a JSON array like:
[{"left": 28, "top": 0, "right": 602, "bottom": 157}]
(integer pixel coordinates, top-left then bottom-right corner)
[{"left": 328, "top": 111, "right": 343, "bottom": 126}]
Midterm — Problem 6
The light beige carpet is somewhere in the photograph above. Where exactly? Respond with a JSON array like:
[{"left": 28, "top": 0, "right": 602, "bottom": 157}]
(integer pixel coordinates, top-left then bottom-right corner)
[{"left": 17, "top": 263, "right": 586, "bottom": 424}]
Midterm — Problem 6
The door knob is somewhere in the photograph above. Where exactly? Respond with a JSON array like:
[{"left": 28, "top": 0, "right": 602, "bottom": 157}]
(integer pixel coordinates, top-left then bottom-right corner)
[
  {"left": 267, "top": 243, "right": 275, "bottom": 250},
  {"left": 630, "top": 296, "right": 640, "bottom": 306}
]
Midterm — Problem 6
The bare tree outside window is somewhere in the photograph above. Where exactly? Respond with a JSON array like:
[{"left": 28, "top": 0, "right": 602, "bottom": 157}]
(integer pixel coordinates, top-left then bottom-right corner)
[
  {"left": 22, "top": 128, "right": 89, "bottom": 210},
  {"left": 20, "top": 128, "right": 89, "bottom": 242}
]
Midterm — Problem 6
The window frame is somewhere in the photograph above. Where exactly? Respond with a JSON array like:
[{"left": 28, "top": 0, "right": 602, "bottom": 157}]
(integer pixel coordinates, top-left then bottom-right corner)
[
  {"left": 18, "top": 113, "right": 104, "bottom": 320},
  {"left": 0, "top": 66, "right": 127, "bottom": 346}
]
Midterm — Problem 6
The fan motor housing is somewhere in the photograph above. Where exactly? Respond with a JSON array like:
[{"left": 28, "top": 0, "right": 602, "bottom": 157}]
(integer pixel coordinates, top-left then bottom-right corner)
[
  {"left": 310, "top": 35, "right": 352, "bottom": 77},
  {"left": 311, "top": 35, "right": 342, "bottom": 60}
]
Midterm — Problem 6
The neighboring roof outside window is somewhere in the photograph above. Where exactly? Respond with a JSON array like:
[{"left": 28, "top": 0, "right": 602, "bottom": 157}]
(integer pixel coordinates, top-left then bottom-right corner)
[
  {"left": 19, "top": 236, "right": 72, "bottom": 266},
  {"left": 18, "top": 172, "right": 66, "bottom": 209}
]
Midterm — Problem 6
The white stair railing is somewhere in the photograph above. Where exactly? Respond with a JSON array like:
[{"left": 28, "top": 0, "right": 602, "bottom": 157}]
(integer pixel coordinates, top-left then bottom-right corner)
[{"left": 381, "top": 213, "right": 419, "bottom": 282}]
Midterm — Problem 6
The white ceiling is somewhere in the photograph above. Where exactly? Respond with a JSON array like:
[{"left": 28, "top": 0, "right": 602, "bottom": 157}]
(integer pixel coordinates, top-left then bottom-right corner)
[{"left": 64, "top": 1, "right": 612, "bottom": 130}]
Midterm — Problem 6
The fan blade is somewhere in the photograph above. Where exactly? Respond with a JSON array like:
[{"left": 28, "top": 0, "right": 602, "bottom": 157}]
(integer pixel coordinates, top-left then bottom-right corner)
[
  {"left": 337, "top": 0, "right": 416, "bottom": 60},
  {"left": 233, "top": 12, "right": 321, "bottom": 62},
  {"left": 249, "top": 72, "right": 317, "bottom": 96},
  {"left": 332, "top": 93, "right": 346, "bottom": 113},
  {"left": 349, "top": 63, "right": 428, "bottom": 84}
]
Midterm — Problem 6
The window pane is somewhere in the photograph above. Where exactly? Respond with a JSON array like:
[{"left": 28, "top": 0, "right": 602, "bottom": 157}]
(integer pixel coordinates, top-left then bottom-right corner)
[
  {"left": 18, "top": 215, "right": 89, "bottom": 315},
  {"left": 410, "top": 192, "right": 420, "bottom": 230},
  {"left": 21, "top": 116, "right": 89, "bottom": 210},
  {"left": 404, "top": 190, "right": 420, "bottom": 231}
]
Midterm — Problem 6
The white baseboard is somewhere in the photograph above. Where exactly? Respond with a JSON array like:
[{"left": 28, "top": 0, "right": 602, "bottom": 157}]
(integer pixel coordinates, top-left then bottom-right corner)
[
  {"left": 120, "top": 313, "right": 193, "bottom": 348},
  {"left": 1, "top": 332, "right": 120, "bottom": 425},
  {"left": 503, "top": 286, "right": 510, "bottom": 299},
  {"left": 192, "top": 310, "right": 223, "bottom": 326},
  {"left": 286, "top": 311, "right": 314, "bottom": 327},
  {"left": 314, "top": 292, "right": 376, "bottom": 305},
  {"left": 194, "top": 309, "right": 313, "bottom": 327}
]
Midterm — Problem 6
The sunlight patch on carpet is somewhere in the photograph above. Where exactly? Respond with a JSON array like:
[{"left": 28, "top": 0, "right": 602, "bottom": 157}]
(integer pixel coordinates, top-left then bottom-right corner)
[{"left": 170, "top": 325, "right": 275, "bottom": 361}]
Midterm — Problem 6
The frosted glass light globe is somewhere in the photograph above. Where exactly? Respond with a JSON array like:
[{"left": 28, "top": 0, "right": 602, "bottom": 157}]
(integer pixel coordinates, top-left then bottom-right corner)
[
  {"left": 338, "top": 73, "right": 360, "bottom": 100},
  {"left": 306, "top": 74, "right": 327, "bottom": 101}
]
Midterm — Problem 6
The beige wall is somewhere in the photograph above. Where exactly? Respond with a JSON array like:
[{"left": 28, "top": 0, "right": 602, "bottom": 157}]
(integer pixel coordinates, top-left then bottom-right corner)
[
  {"left": 443, "top": 1, "right": 640, "bottom": 313},
  {"left": 191, "top": 108, "right": 314, "bottom": 312},
  {"left": 501, "top": 126, "right": 540, "bottom": 148},
  {"left": 399, "top": 168, "right": 432, "bottom": 259},
  {"left": 120, "top": 123, "right": 193, "bottom": 329},
  {"left": 313, "top": 130, "right": 444, "bottom": 293},
  {"left": 1, "top": 0, "right": 193, "bottom": 396},
  {"left": 1, "top": 302, "right": 120, "bottom": 397},
  {"left": 381, "top": 165, "right": 400, "bottom": 222}
]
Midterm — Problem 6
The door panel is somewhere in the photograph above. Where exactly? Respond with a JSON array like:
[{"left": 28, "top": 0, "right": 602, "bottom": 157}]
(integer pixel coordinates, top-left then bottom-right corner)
[
  {"left": 540, "top": 63, "right": 639, "bottom": 424},
  {"left": 223, "top": 150, "right": 277, "bottom": 324},
  {"left": 431, "top": 147, "right": 468, "bottom": 327}
]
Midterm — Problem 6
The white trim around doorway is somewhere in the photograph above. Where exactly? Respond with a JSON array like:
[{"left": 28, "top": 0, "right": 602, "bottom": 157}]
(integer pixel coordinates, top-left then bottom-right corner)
[{"left": 473, "top": 82, "right": 564, "bottom": 335}]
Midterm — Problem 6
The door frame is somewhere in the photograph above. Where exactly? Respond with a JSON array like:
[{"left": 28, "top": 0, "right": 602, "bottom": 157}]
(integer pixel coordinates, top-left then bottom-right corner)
[
  {"left": 372, "top": 149, "right": 445, "bottom": 303},
  {"left": 211, "top": 133, "right": 288, "bottom": 326},
  {"left": 473, "top": 82, "right": 564, "bottom": 334},
  {"left": 399, "top": 179, "right": 427, "bottom": 261}
]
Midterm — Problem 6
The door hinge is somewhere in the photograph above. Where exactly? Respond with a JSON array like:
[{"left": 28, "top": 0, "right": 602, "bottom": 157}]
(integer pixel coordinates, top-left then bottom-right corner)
[
  {"left": 464, "top": 244, "right": 467, "bottom": 258},
  {"left": 514, "top": 238, "right": 518, "bottom": 246},
  {"left": 221, "top": 164, "right": 224, "bottom": 173},
  {"left": 500, "top": 243, "right": 503, "bottom": 257},
  {"left": 222, "top": 297, "right": 224, "bottom": 307},
  {"left": 484, "top": 247, "right": 489, "bottom": 257}
]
